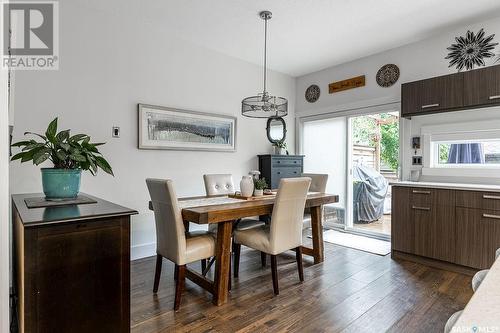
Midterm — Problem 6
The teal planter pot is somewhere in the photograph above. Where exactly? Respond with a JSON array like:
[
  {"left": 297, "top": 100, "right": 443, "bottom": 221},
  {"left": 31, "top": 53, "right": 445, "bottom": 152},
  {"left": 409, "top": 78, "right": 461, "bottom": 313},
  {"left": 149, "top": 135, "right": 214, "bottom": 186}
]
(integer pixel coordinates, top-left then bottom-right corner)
[{"left": 41, "top": 168, "right": 82, "bottom": 200}]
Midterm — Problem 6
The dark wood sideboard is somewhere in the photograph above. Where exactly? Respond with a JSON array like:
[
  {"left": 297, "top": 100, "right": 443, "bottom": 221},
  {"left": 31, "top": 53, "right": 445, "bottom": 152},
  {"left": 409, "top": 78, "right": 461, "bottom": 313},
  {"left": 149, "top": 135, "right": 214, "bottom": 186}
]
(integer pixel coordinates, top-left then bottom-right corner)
[
  {"left": 401, "top": 64, "right": 500, "bottom": 117},
  {"left": 12, "top": 193, "right": 137, "bottom": 333},
  {"left": 392, "top": 185, "right": 500, "bottom": 272},
  {"left": 258, "top": 154, "right": 304, "bottom": 189}
]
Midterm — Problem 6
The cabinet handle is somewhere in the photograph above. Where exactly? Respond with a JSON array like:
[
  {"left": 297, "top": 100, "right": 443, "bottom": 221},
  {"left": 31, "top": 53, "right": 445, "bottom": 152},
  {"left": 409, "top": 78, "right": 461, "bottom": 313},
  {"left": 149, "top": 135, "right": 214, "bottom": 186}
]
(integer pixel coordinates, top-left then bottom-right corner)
[
  {"left": 412, "top": 190, "right": 431, "bottom": 194},
  {"left": 483, "top": 213, "right": 500, "bottom": 220},
  {"left": 421, "top": 103, "right": 439, "bottom": 109},
  {"left": 277, "top": 161, "right": 281, "bottom": 163},
  {"left": 483, "top": 195, "right": 500, "bottom": 200},
  {"left": 277, "top": 172, "right": 281, "bottom": 175},
  {"left": 412, "top": 206, "right": 431, "bottom": 211},
  {"left": 488, "top": 95, "right": 500, "bottom": 100}
]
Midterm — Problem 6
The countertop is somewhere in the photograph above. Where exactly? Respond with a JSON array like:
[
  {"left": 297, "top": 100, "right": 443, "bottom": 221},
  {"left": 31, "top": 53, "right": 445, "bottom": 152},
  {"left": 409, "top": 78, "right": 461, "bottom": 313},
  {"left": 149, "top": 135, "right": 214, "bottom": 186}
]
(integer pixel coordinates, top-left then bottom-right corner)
[
  {"left": 12, "top": 193, "right": 138, "bottom": 227},
  {"left": 392, "top": 181, "right": 500, "bottom": 193},
  {"left": 453, "top": 257, "right": 500, "bottom": 330}
]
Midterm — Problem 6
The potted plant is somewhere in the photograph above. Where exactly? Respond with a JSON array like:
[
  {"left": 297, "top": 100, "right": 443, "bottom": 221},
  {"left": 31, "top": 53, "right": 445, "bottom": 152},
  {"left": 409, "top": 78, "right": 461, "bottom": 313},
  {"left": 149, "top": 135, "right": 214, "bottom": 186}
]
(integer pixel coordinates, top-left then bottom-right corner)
[
  {"left": 273, "top": 141, "right": 287, "bottom": 155},
  {"left": 253, "top": 177, "right": 268, "bottom": 196},
  {"left": 11, "top": 118, "right": 113, "bottom": 200}
]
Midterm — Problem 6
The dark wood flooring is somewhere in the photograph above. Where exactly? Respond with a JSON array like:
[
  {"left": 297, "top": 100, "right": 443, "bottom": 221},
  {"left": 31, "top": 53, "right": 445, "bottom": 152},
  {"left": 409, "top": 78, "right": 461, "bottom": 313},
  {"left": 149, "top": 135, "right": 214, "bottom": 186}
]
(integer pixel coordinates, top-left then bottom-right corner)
[{"left": 131, "top": 238, "right": 472, "bottom": 333}]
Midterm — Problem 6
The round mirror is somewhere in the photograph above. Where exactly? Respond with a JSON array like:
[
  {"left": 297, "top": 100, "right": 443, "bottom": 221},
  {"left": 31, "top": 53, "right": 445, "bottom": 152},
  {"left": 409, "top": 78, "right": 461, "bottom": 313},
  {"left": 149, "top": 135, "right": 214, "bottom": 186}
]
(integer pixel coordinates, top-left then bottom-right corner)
[{"left": 266, "top": 117, "right": 287, "bottom": 144}]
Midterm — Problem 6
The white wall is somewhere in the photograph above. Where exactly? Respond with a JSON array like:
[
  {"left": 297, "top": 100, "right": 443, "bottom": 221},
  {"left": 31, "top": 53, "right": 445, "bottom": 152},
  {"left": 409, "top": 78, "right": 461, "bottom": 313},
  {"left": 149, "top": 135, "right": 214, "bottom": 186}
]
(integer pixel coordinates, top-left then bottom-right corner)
[
  {"left": 296, "top": 15, "right": 500, "bottom": 183},
  {"left": 9, "top": 1, "right": 296, "bottom": 259}
]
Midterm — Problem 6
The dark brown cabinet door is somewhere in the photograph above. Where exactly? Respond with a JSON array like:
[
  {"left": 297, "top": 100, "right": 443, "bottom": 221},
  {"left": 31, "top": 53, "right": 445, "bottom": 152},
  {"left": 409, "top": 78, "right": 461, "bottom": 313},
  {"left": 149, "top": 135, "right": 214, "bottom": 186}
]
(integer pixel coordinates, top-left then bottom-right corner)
[
  {"left": 463, "top": 65, "right": 500, "bottom": 107},
  {"left": 456, "top": 207, "right": 500, "bottom": 269},
  {"left": 32, "top": 218, "right": 130, "bottom": 333},
  {"left": 391, "top": 187, "right": 414, "bottom": 253},
  {"left": 401, "top": 73, "right": 463, "bottom": 117},
  {"left": 411, "top": 188, "right": 456, "bottom": 262}
]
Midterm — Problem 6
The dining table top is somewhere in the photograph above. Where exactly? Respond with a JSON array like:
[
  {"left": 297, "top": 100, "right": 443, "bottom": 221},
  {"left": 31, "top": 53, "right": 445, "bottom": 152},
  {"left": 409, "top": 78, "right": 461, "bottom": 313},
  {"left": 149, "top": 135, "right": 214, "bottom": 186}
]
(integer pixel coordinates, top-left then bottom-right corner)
[{"left": 148, "top": 192, "right": 339, "bottom": 224}]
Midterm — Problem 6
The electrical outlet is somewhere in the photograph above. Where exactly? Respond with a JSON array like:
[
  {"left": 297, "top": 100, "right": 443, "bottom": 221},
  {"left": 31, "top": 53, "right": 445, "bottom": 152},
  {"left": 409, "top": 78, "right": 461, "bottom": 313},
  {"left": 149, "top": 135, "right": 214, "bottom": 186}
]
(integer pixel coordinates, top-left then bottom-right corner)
[{"left": 112, "top": 126, "right": 120, "bottom": 138}]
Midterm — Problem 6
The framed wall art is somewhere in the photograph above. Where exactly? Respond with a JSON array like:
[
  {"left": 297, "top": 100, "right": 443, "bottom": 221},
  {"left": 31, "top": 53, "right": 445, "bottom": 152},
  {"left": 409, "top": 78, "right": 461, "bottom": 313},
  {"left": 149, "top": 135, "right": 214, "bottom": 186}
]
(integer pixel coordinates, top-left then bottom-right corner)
[{"left": 138, "top": 104, "right": 236, "bottom": 152}]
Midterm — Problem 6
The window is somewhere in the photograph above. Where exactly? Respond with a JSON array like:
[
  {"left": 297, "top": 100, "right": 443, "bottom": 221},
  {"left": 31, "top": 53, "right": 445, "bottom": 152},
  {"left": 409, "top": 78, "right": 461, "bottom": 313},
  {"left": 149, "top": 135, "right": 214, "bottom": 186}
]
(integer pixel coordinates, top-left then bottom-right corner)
[
  {"left": 421, "top": 120, "right": 500, "bottom": 178},
  {"left": 433, "top": 140, "right": 500, "bottom": 167}
]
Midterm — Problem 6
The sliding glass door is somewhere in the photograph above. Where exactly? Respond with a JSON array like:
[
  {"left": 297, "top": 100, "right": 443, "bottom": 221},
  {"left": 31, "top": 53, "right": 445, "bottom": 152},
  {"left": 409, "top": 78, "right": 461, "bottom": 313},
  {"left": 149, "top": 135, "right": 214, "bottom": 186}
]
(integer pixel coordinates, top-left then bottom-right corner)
[
  {"left": 302, "top": 117, "right": 347, "bottom": 229},
  {"left": 300, "top": 109, "right": 399, "bottom": 240}
]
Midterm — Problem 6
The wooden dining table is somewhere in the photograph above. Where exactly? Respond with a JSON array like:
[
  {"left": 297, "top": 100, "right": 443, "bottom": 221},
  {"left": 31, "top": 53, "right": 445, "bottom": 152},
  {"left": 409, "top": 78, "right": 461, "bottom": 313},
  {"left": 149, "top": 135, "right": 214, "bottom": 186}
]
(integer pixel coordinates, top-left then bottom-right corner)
[{"left": 148, "top": 192, "right": 338, "bottom": 306}]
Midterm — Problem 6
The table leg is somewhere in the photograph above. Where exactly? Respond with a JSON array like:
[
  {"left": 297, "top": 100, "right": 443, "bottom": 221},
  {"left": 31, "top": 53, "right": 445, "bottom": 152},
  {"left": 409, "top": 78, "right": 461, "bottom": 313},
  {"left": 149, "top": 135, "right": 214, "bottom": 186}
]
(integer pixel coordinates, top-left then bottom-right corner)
[
  {"left": 310, "top": 205, "right": 324, "bottom": 264},
  {"left": 213, "top": 220, "right": 232, "bottom": 305}
]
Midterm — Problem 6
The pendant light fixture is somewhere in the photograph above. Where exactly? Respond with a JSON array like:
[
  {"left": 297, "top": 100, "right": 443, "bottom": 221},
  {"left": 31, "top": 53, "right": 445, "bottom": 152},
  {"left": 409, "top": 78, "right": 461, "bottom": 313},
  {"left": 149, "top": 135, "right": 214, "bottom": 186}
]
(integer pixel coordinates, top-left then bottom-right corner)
[{"left": 241, "top": 11, "right": 288, "bottom": 118}]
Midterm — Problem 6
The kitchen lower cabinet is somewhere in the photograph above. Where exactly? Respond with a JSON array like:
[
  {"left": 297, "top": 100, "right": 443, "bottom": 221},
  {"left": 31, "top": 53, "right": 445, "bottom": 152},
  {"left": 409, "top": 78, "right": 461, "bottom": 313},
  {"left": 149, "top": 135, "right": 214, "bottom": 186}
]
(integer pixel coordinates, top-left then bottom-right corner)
[
  {"left": 392, "top": 185, "right": 500, "bottom": 270},
  {"left": 455, "top": 207, "right": 500, "bottom": 269}
]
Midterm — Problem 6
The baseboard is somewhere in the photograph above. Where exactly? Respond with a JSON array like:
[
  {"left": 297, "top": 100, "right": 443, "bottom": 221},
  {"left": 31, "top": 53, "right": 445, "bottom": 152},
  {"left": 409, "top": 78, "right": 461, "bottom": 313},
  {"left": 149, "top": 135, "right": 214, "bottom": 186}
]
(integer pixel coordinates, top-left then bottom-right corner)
[
  {"left": 131, "top": 242, "right": 156, "bottom": 260},
  {"left": 391, "top": 250, "right": 478, "bottom": 276}
]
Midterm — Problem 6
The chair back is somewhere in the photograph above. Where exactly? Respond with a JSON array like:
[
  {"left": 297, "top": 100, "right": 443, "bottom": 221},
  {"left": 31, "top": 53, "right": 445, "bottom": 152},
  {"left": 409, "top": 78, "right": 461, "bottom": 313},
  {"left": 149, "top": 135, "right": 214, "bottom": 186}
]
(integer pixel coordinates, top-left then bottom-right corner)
[
  {"left": 146, "top": 178, "right": 186, "bottom": 264},
  {"left": 269, "top": 177, "right": 311, "bottom": 253},
  {"left": 203, "top": 174, "right": 235, "bottom": 195},
  {"left": 302, "top": 173, "right": 328, "bottom": 192}
]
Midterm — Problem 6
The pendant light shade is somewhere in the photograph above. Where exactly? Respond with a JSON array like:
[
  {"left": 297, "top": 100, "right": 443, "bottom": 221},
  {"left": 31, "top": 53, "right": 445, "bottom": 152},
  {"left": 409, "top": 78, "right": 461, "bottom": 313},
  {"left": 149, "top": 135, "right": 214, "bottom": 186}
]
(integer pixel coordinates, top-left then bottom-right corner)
[{"left": 242, "top": 11, "right": 288, "bottom": 118}]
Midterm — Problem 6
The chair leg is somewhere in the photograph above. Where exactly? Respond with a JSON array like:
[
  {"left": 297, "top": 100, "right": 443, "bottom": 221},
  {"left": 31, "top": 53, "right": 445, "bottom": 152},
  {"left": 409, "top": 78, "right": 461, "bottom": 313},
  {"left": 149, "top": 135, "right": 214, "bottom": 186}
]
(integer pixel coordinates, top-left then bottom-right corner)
[
  {"left": 261, "top": 252, "right": 267, "bottom": 267},
  {"left": 202, "top": 257, "right": 216, "bottom": 276},
  {"left": 174, "top": 265, "right": 186, "bottom": 311},
  {"left": 229, "top": 253, "right": 232, "bottom": 291},
  {"left": 174, "top": 265, "right": 179, "bottom": 281},
  {"left": 233, "top": 242, "right": 241, "bottom": 278},
  {"left": 153, "top": 254, "right": 162, "bottom": 293},
  {"left": 295, "top": 247, "right": 304, "bottom": 282},
  {"left": 201, "top": 259, "right": 207, "bottom": 273},
  {"left": 270, "top": 255, "right": 279, "bottom": 295}
]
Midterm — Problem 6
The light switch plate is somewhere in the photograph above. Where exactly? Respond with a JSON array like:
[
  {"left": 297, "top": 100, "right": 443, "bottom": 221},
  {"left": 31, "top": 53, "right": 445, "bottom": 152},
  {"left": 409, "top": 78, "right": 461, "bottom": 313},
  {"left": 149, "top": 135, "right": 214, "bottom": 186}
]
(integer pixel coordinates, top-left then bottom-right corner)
[
  {"left": 412, "top": 156, "right": 422, "bottom": 165},
  {"left": 112, "top": 126, "right": 120, "bottom": 138}
]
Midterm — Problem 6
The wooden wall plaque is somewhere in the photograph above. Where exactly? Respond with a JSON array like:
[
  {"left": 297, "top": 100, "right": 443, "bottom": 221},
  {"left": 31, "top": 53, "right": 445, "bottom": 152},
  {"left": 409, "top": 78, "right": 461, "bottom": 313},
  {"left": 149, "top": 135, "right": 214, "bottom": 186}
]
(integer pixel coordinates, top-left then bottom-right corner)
[{"left": 329, "top": 75, "right": 365, "bottom": 94}]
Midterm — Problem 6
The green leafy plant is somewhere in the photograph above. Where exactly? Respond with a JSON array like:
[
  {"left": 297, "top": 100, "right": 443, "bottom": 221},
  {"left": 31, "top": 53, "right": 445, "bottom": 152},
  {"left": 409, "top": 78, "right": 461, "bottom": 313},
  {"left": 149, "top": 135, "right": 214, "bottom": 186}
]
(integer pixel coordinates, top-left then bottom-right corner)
[
  {"left": 11, "top": 118, "right": 113, "bottom": 176},
  {"left": 273, "top": 141, "right": 287, "bottom": 149},
  {"left": 254, "top": 177, "right": 268, "bottom": 190}
]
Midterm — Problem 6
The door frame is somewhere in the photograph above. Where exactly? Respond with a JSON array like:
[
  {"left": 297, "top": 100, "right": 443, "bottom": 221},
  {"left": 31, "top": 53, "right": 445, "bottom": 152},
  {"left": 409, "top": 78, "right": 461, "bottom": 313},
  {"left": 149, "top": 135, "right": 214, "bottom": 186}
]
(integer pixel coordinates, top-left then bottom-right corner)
[
  {"left": 297, "top": 102, "right": 402, "bottom": 241},
  {"left": 0, "top": 65, "right": 10, "bottom": 332}
]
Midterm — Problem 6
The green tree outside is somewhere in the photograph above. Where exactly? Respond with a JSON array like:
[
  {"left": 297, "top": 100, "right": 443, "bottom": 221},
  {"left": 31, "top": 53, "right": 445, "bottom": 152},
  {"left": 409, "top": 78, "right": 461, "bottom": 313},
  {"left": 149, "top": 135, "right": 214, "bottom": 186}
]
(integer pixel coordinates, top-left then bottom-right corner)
[{"left": 352, "top": 113, "right": 399, "bottom": 171}]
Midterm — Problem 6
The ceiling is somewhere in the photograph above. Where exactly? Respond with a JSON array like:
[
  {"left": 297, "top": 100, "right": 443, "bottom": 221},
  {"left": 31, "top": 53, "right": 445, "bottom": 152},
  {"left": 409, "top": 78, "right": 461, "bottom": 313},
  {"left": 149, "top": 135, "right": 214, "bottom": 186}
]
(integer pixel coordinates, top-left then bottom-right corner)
[{"left": 85, "top": 0, "right": 500, "bottom": 77}]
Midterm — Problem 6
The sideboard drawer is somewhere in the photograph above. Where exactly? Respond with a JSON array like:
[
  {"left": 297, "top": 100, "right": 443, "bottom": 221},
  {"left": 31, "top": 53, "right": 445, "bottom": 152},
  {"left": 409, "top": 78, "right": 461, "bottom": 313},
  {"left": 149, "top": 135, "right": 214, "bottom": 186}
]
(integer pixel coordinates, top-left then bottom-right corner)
[
  {"left": 456, "top": 190, "right": 500, "bottom": 211},
  {"left": 273, "top": 167, "right": 302, "bottom": 179},
  {"left": 272, "top": 157, "right": 303, "bottom": 167}
]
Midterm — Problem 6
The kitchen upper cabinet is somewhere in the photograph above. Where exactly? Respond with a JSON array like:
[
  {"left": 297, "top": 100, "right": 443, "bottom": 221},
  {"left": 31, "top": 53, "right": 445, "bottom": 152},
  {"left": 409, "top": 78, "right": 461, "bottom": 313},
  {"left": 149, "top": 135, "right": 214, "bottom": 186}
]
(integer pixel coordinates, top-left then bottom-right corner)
[
  {"left": 401, "top": 64, "right": 500, "bottom": 118},
  {"left": 401, "top": 73, "right": 463, "bottom": 117},
  {"left": 463, "top": 65, "right": 500, "bottom": 107}
]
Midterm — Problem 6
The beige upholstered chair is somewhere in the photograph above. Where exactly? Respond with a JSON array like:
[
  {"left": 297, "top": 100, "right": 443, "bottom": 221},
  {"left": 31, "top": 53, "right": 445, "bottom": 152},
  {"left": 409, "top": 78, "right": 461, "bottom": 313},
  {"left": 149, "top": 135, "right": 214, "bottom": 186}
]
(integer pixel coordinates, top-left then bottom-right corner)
[
  {"left": 471, "top": 247, "right": 500, "bottom": 292},
  {"left": 302, "top": 173, "right": 328, "bottom": 193},
  {"left": 202, "top": 174, "right": 265, "bottom": 273},
  {"left": 444, "top": 310, "right": 463, "bottom": 333},
  {"left": 301, "top": 173, "right": 328, "bottom": 229},
  {"left": 233, "top": 177, "right": 312, "bottom": 295},
  {"left": 146, "top": 178, "right": 215, "bottom": 310},
  {"left": 203, "top": 174, "right": 265, "bottom": 232}
]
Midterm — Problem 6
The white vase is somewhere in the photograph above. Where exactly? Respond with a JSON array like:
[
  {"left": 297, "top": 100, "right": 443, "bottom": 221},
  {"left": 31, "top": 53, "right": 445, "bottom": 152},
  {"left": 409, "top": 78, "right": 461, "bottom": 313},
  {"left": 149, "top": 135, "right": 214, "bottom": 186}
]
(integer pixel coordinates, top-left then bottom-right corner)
[
  {"left": 254, "top": 189, "right": 264, "bottom": 196},
  {"left": 240, "top": 176, "right": 254, "bottom": 197}
]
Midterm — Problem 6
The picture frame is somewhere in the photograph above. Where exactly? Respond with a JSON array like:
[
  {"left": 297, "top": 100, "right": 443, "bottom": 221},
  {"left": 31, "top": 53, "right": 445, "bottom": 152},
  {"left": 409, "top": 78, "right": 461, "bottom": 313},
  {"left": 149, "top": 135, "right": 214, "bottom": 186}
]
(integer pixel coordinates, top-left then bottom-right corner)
[{"left": 138, "top": 104, "right": 237, "bottom": 152}]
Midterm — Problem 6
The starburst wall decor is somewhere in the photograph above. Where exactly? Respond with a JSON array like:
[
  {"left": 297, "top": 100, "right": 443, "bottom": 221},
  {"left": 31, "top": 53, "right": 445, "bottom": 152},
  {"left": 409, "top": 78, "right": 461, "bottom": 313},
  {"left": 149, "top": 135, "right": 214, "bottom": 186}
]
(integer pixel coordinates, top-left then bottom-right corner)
[{"left": 445, "top": 28, "right": 498, "bottom": 71}]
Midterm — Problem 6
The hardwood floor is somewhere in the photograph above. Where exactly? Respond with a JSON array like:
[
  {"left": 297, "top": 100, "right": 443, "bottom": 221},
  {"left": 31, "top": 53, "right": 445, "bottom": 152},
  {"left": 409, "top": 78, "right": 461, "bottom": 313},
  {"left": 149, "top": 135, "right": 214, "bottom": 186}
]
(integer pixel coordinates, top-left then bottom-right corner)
[{"left": 131, "top": 237, "right": 472, "bottom": 333}]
